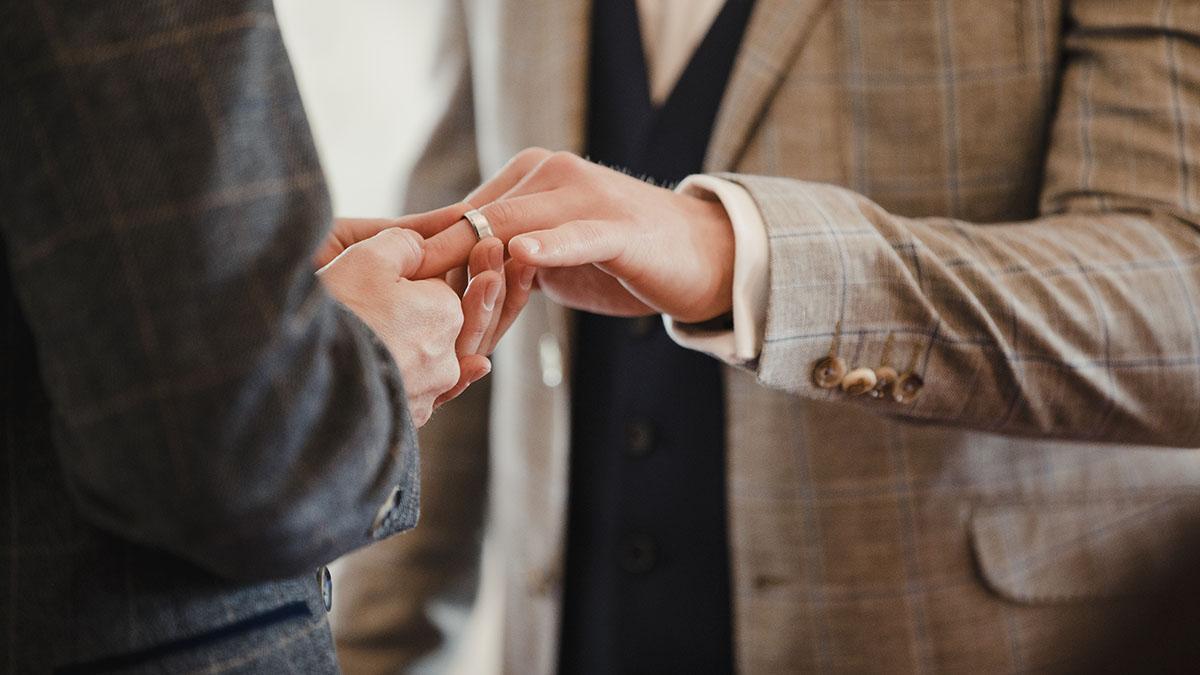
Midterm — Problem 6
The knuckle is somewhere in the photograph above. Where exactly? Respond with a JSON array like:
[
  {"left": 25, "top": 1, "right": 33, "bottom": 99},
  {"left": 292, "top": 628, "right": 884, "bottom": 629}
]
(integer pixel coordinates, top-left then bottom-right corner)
[
  {"left": 445, "top": 302, "right": 465, "bottom": 333},
  {"left": 358, "top": 239, "right": 392, "bottom": 266},
  {"left": 383, "top": 227, "right": 421, "bottom": 256},
  {"left": 575, "top": 220, "right": 604, "bottom": 241},
  {"left": 543, "top": 151, "right": 583, "bottom": 176},
  {"left": 484, "top": 199, "right": 521, "bottom": 234},
  {"left": 515, "top": 146, "right": 552, "bottom": 168},
  {"left": 410, "top": 402, "right": 433, "bottom": 427},
  {"left": 438, "top": 359, "right": 461, "bottom": 391}
]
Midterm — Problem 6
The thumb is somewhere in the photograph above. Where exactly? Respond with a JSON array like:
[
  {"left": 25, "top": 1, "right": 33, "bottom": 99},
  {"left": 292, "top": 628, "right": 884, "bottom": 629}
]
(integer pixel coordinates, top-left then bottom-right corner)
[
  {"left": 321, "top": 227, "right": 425, "bottom": 279},
  {"left": 376, "top": 228, "right": 427, "bottom": 278}
]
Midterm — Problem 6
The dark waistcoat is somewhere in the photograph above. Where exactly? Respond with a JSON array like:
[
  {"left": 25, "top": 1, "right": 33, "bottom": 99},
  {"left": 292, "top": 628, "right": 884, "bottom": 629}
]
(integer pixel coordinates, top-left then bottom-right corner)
[{"left": 558, "top": 1, "right": 756, "bottom": 672}]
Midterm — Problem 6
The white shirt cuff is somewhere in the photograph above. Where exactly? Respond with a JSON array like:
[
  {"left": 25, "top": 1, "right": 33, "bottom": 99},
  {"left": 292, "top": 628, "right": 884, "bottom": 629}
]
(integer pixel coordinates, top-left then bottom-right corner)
[{"left": 663, "top": 175, "right": 769, "bottom": 365}]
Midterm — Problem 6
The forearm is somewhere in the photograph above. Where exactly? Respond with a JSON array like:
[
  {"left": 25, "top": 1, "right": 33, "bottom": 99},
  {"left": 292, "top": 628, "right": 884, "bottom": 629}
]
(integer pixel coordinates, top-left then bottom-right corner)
[{"left": 733, "top": 173, "right": 1200, "bottom": 447}]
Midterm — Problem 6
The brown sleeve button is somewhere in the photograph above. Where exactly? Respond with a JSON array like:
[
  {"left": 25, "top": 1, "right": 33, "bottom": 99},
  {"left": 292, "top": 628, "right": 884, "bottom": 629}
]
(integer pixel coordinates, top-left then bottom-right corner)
[
  {"left": 812, "top": 356, "right": 847, "bottom": 389},
  {"left": 871, "top": 366, "right": 898, "bottom": 399},
  {"left": 893, "top": 372, "right": 924, "bottom": 404},
  {"left": 841, "top": 367, "right": 877, "bottom": 395}
]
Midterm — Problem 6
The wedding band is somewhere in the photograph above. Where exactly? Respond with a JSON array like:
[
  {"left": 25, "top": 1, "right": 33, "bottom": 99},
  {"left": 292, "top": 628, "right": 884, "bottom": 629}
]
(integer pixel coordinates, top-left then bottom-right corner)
[{"left": 463, "top": 208, "right": 494, "bottom": 241}]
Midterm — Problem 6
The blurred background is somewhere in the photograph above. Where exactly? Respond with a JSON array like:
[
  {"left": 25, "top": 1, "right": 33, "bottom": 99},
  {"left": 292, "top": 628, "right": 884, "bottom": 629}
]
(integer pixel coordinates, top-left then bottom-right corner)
[{"left": 275, "top": 0, "right": 438, "bottom": 217}]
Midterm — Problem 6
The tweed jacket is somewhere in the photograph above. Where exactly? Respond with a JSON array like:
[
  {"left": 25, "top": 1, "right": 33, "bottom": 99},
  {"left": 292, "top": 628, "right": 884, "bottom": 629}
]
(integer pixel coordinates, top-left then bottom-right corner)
[
  {"left": 0, "top": 1, "right": 421, "bottom": 671},
  {"left": 331, "top": 0, "right": 1200, "bottom": 673}
]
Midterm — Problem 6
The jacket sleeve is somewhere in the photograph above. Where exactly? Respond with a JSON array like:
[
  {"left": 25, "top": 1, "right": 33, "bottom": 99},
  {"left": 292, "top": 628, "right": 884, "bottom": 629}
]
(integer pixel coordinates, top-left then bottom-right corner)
[
  {"left": 0, "top": 0, "right": 419, "bottom": 580},
  {"left": 728, "top": 0, "right": 1200, "bottom": 447}
]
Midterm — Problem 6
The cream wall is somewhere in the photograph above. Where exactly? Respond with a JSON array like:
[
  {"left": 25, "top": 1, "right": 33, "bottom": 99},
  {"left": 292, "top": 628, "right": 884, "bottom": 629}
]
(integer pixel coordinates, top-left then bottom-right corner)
[{"left": 275, "top": 0, "right": 441, "bottom": 217}]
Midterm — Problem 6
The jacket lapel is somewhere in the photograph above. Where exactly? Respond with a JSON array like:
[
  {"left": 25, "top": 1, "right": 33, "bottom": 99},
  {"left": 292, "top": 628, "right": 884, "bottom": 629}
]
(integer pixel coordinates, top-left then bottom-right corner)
[{"left": 705, "top": 0, "right": 834, "bottom": 172}]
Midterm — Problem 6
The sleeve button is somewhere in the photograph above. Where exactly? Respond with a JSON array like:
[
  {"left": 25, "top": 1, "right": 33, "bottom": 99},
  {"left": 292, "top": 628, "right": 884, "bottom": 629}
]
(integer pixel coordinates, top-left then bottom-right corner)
[
  {"left": 841, "top": 367, "right": 877, "bottom": 395},
  {"left": 871, "top": 366, "right": 898, "bottom": 399},
  {"left": 893, "top": 373, "right": 924, "bottom": 404},
  {"left": 812, "top": 356, "right": 847, "bottom": 389}
]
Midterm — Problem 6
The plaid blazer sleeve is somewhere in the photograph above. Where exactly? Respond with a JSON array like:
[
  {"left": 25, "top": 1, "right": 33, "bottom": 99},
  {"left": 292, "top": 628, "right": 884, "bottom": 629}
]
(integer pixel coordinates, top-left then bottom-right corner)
[
  {"left": 0, "top": 0, "right": 419, "bottom": 580},
  {"left": 729, "top": 0, "right": 1200, "bottom": 447}
]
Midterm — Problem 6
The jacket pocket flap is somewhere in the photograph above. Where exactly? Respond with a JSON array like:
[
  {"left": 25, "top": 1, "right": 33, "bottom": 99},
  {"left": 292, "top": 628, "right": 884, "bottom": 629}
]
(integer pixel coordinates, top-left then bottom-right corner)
[{"left": 970, "top": 496, "right": 1200, "bottom": 604}]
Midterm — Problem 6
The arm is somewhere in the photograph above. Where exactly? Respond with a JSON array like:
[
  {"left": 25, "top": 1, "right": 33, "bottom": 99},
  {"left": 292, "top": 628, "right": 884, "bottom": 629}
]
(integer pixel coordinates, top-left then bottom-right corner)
[
  {"left": 721, "top": 0, "right": 1200, "bottom": 445},
  {"left": 0, "top": 0, "right": 423, "bottom": 580},
  {"left": 414, "top": 0, "right": 1200, "bottom": 447}
]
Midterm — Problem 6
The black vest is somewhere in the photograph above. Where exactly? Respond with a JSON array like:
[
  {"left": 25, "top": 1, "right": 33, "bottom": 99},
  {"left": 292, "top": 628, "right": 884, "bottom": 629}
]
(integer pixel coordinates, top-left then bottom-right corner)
[{"left": 558, "top": 1, "right": 756, "bottom": 673}]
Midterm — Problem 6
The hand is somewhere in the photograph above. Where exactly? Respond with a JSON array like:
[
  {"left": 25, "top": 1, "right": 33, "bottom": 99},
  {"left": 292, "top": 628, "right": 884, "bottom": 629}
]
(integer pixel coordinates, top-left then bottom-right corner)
[
  {"left": 316, "top": 228, "right": 488, "bottom": 426},
  {"left": 317, "top": 209, "right": 538, "bottom": 354},
  {"left": 411, "top": 148, "right": 736, "bottom": 324},
  {"left": 431, "top": 236, "right": 537, "bottom": 407}
]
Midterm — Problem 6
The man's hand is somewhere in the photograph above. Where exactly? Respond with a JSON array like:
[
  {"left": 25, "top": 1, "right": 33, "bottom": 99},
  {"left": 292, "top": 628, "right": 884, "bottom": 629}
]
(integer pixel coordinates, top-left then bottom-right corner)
[
  {"left": 319, "top": 211, "right": 538, "bottom": 358},
  {"left": 317, "top": 228, "right": 494, "bottom": 426},
  {"left": 410, "top": 148, "right": 737, "bottom": 324}
]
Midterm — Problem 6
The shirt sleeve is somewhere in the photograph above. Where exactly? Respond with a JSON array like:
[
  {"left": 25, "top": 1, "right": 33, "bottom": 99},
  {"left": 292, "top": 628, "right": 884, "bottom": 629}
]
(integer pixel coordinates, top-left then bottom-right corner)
[{"left": 664, "top": 175, "right": 770, "bottom": 365}]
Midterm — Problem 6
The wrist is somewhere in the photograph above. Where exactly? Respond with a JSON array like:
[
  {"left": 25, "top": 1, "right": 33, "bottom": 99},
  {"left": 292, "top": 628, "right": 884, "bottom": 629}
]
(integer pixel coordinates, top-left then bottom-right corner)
[{"left": 670, "top": 194, "right": 735, "bottom": 323}]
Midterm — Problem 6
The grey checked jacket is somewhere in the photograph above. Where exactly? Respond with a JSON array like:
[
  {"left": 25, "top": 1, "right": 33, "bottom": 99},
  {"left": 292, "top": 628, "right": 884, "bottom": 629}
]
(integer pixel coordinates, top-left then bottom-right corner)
[
  {"left": 331, "top": 0, "right": 1200, "bottom": 673},
  {"left": 1, "top": 1, "right": 419, "bottom": 671}
]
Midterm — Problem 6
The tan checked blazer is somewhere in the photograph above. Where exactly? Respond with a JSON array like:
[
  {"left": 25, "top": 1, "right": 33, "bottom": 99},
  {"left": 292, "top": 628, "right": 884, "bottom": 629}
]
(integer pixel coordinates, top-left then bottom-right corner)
[{"left": 332, "top": 0, "right": 1200, "bottom": 673}]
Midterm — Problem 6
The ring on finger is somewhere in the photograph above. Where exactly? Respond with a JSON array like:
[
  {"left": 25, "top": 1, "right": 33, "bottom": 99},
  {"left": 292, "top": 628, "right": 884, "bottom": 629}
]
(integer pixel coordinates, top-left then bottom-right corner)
[{"left": 463, "top": 207, "right": 495, "bottom": 241}]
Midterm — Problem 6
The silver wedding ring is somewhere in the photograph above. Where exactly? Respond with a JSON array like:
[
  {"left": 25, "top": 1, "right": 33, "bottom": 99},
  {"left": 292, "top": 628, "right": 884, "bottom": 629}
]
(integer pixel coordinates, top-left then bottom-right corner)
[{"left": 463, "top": 208, "right": 495, "bottom": 241}]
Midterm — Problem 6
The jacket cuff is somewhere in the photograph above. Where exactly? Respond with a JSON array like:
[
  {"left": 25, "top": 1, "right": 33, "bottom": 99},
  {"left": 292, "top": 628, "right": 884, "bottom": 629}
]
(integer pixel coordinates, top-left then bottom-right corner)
[
  {"left": 335, "top": 304, "right": 421, "bottom": 539},
  {"left": 717, "top": 174, "right": 930, "bottom": 403}
]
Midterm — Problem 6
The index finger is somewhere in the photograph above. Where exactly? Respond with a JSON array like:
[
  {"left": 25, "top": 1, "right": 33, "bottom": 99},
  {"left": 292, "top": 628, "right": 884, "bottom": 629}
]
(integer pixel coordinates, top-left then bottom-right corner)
[
  {"left": 465, "top": 147, "right": 554, "bottom": 205},
  {"left": 414, "top": 191, "right": 572, "bottom": 279}
]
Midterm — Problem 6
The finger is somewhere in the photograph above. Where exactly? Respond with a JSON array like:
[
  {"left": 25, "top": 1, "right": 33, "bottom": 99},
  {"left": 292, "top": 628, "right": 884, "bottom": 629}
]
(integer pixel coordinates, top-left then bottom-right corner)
[
  {"left": 314, "top": 218, "right": 397, "bottom": 269},
  {"left": 456, "top": 269, "right": 503, "bottom": 357},
  {"left": 434, "top": 354, "right": 492, "bottom": 408},
  {"left": 537, "top": 266, "right": 655, "bottom": 316},
  {"left": 416, "top": 191, "right": 574, "bottom": 279},
  {"left": 316, "top": 227, "right": 426, "bottom": 280},
  {"left": 488, "top": 257, "right": 538, "bottom": 352},
  {"left": 446, "top": 267, "right": 469, "bottom": 297},
  {"left": 465, "top": 147, "right": 555, "bottom": 205},
  {"left": 476, "top": 240, "right": 508, "bottom": 353},
  {"left": 467, "top": 237, "right": 503, "bottom": 280},
  {"left": 508, "top": 220, "right": 627, "bottom": 269},
  {"left": 388, "top": 202, "right": 474, "bottom": 238}
]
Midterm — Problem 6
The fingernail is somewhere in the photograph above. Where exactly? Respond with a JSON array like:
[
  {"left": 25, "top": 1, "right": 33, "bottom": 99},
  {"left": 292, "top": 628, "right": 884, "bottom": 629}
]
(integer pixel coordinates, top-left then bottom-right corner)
[
  {"left": 520, "top": 266, "right": 537, "bottom": 290},
  {"left": 483, "top": 280, "right": 501, "bottom": 310},
  {"left": 473, "top": 361, "right": 492, "bottom": 383},
  {"left": 512, "top": 237, "right": 540, "bottom": 257}
]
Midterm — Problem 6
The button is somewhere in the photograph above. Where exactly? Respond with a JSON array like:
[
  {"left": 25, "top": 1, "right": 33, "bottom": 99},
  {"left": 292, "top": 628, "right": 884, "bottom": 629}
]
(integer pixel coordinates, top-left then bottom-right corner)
[
  {"left": 871, "top": 366, "right": 898, "bottom": 399},
  {"left": 841, "top": 367, "right": 877, "bottom": 395},
  {"left": 893, "top": 372, "right": 924, "bottom": 404},
  {"left": 318, "top": 566, "right": 333, "bottom": 612},
  {"left": 625, "top": 420, "right": 655, "bottom": 458},
  {"left": 538, "top": 333, "right": 563, "bottom": 387},
  {"left": 812, "top": 356, "right": 847, "bottom": 389},
  {"left": 617, "top": 534, "right": 657, "bottom": 574},
  {"left": 527, "top": 564, "right": 562, "bottom": 596},
  {"left": 629, "top": 315, "right": 659, "bottom": 338}
]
